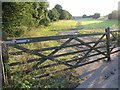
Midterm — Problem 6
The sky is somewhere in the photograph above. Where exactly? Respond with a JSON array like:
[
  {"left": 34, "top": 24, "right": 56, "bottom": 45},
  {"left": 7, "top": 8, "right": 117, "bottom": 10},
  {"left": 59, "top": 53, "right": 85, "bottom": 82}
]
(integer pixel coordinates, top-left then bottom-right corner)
[{"left": 47, "top": 0, "right": 120, "bottom": 16}]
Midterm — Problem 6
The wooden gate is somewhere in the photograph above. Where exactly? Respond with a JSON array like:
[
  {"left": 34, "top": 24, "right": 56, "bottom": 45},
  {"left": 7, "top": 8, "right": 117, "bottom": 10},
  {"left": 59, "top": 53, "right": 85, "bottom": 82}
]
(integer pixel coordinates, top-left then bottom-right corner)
[{"left": 1, "top": 27, "right": 120, "bottom": 86}]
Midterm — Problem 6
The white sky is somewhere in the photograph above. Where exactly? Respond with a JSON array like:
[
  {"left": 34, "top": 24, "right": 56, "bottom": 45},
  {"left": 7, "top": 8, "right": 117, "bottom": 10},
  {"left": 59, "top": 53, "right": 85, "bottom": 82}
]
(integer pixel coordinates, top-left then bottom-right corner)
[{"left": 47, "top": 0, "right": 120, "bottom": 16}]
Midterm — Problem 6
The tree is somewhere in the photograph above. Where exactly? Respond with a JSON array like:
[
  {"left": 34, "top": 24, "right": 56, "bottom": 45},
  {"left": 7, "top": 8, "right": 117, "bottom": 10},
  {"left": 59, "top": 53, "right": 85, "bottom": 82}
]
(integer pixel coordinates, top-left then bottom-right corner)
[
  {"left": 54, "top": 4, "right": 62, "bottom": 13},
  {"left": 2, "top": 2, "right": 36, "bottom": 37},
  {"left": 59, "top": 10, "right": 72, "bottom": 20},
  {"left": 93, "top": 13, "right": 100, "bottom": 19},
  {"left": 49, "top": 4, "right": 73, "bottom": 20},
  {"left": 33, "top": 2, "right": 50, "bottom": 26},
  {"left": 108, "top": 10, "right": 118, "bottom": 20},
  {"left": 2, "top": 1, "right": 50, "bottom": 37},
  {"left": 48, "top": 8, "right": 60, "bottom": 21},
  {"left": 108, "top": 14, "right": 112, "bottom": 19},
  {"left": 82, "top": 14, "right": 87, "bottom": 18},
  {"left": 88, "top": 15, "right": 93, "bottom": 18},
  {"left": 2, "top": 2, "right": 72, "bottom": 37}
]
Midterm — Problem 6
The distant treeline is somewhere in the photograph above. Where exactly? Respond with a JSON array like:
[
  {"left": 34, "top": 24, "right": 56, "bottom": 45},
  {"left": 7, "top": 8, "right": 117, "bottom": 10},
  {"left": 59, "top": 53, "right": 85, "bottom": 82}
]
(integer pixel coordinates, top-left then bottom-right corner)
[
  {"left": 82, "top": 10, "right": 119, "bottom": 20},
  {"left": 2, "top": 1, "right": 73, "bottom": 37},
  {"left": 82, "top": 13, "right": 100, "bottom": 19}
]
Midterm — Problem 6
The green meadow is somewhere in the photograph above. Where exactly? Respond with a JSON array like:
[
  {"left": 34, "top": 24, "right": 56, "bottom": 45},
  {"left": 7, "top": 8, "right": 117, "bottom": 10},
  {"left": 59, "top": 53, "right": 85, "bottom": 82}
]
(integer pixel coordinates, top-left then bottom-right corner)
[{"left": 75, "top": 18, "right": 119, "bottom": 34}]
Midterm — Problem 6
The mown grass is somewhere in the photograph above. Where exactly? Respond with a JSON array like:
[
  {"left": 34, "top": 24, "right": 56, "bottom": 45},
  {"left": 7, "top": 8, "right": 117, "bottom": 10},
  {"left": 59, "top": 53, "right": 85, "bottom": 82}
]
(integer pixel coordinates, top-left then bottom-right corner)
[
  {"left": 75, "top": 18, "right": 119, "bottom": 35},
  {"left": 77, "top": 18, "right": 118, "bottom": 29}
]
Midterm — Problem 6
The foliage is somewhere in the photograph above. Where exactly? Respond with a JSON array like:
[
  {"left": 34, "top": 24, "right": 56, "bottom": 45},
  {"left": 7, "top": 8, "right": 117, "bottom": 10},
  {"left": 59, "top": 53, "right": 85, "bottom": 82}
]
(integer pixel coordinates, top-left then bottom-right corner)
[
  {"left": 59, "top": 10, "right": 73, "bottom": 20},
  {"left": 92, "top": 13, "right": 100, "bottom": 19},
  {"left": 2, "top": 1, "right": 49, "bottom": 37},
  {"left": 49, "top": 4, "right": 73, "bottom": 21},
  {"left": 2, "top": 2, "right": 73, "bottom": 37},
  {"left": 2, "top": 2, "right": 33, "bottom": 37},
  {"left": 82, "top": 14, "right": 88, "bottom": 18},
  {"left": 82, "top": 13, "right": 100, "bottom": 19},
  {"left": 54, "top": 4, "right": 62, "bottom": 13},
  {"left": 48, "top": 8, "right": 60, "bottom": 21},
  {"left": 35, "top": 2, "right": 50, "bottom": 26},
  {"left": 108, "top": 10, "right": 118, "bottom": 20}
]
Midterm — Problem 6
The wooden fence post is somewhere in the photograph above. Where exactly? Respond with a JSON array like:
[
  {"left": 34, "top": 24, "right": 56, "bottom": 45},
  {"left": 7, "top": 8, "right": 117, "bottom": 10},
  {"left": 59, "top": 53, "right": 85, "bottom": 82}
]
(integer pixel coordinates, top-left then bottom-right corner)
[
  {"left": 105, "top": 27, "right": 111, "bottom": 61},
  {"left": 2, "top": 32, "right": 10, "bottom": 87},
  {"left": 0, "top": 32, "right": 3, "bottom": 89},
  {"left": 0, "top": 1, "right": 3, "bottom": 89}
]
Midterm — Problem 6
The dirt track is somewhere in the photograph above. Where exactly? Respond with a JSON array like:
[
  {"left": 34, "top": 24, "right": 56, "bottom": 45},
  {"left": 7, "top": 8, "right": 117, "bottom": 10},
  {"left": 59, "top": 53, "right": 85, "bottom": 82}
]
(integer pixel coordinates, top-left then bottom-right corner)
[{"left": 58, "top": 30, "right": 119, "bottom": 88}]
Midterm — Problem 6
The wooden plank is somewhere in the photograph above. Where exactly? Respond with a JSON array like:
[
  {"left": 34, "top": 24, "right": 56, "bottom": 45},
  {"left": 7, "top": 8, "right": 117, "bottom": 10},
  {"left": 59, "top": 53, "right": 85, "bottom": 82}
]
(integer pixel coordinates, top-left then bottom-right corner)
[
  {"left": 10, "top": 44, "right": 72, "bottom": 67},
  {"left": 9, "top": 44, "right": 49, "bottom": 58},
  {"left": 74, "top": 34, "right": 107, "bottom": 64},
  {"left": 49, "top": 38, "right": 73, "bottom": 56},
  {"left": 5, "top": 32, "right": 105, "bottom": 45},
  {"left": 110, "top": 44, "right": 117, "bottom": 52},
  {"left": 110, "top": 30, "right": 120, "bottom": 33},
  {"left": 54, "top": 45, "right": 106, "bottom": 58},
  {"left": 74, "top": 35, "right": 106, "bottom": 56},
  {"left": 0, "top": 2, "right": 2, "bottom": 88},
  {"left": 105, "top": 27, "right": 111, "bottom": 61},
  {"left": 35, "top": 56, "right": 107, "bottom": 78},
  {"left": 36, "top": 51, "right": 107, "bottom": 70},
  {"left": 10, "top": 51, "right": 107, "bottom": 75},
  {"left": 32, "top": 38, "right": 73, "bottom": 68},
  {"left": 110, "top": 32, "right": 118, "bottom": 40},
  {"left": 0, "top": 32, "right": 9, "bottom": 87},
  {"left": 111, "top": 49, "right": 120, "bottom": 54},
  {"left": 9, "top": 45, "right": 106, "bottom": 66},
  {"left": 9, "top": 40, "right": 106, "bottom": 56},
  {"left": 0, "top": 33, "right": 3, "bottom": 89},
  {"left": 9, "top": 57, "right": 42, "bottom": 66},
  {"left": 9, "top": 46, "right": 104, "bottom": 66},
  {"left": 29, "top": 48, "right": 120, "bottom": 79}
]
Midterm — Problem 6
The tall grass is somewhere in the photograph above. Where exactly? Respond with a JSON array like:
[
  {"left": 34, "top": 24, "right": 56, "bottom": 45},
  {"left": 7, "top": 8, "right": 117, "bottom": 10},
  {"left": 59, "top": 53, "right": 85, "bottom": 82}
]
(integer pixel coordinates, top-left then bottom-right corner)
[{"left": 23, "top": 20, "right": 77, "bottom": 37}]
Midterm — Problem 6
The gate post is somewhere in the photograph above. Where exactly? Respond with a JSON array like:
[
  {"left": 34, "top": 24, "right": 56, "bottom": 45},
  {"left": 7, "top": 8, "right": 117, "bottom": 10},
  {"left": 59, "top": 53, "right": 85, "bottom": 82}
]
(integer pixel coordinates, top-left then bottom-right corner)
[
  {"left": 105, "top": 27, "right": 111, "bottom": 61},
  {"left": 0, "top": 1, "right": 3, "bottom": 89},
  {"left": 2, "top": 32, "right": 9, "bottom": 87},
  {"left": 0, "top": 31, "right": 3, "bottom": 89}
]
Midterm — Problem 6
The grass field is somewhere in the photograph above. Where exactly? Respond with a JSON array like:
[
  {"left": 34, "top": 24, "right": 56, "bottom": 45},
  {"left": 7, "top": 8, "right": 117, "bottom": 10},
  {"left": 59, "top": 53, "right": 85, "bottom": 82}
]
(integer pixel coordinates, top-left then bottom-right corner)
[
  {"left": 22, "top": 18, "right": 118, "bottom": 37},
  {"left": 76, "top": 18, "right": 119, "bottom": 34},
  {"left": 23, "top": 20, "right": 77, "bottom": 37},
  {"left": 77, "top": 18, "right": 118, "bottom": 29}
]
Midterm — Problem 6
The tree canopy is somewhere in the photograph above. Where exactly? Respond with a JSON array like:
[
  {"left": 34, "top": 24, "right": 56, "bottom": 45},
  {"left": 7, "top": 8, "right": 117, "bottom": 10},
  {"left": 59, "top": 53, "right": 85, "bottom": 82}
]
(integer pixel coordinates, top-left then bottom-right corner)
[
  {"left": 82, "top": 14, "right": 87, "bottom": 18},
  {"left": 2, "top": 2, "right": 50, "bottom": 37},
  {"left": 48, "top": 4, "right": 73, "bottom": 21},
  {"left": 48, "top": 8, "right": 60, "bottom": 21},
  {"left": 2, "top": 2, "right": 72, "bottom": 37},
  {"left": 82, "top": 13, "right": 100, "bottom": 19},
  {"left": 108, "top": 10, "right": 118, "bottom": 20},
  {"left": 92, "top": 13, "right": 100, "bottom": 19}
]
